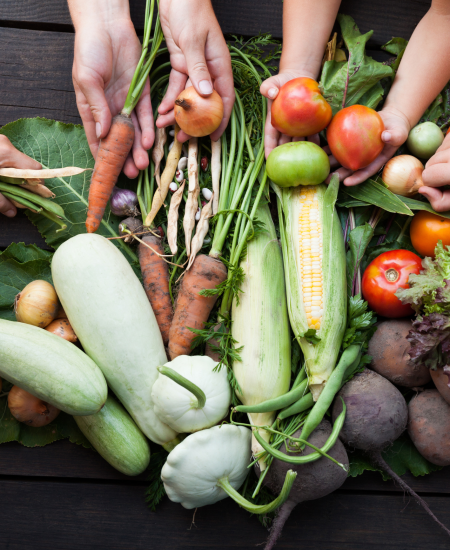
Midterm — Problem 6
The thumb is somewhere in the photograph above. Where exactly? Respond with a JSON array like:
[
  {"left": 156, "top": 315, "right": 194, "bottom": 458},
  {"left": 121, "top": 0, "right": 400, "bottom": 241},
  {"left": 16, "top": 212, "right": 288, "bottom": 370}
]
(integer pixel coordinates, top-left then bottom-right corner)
[
  {"left": 182, "top": 39, "right": 213, "bottom": 97},
  {"left": 260, "top": 75, "right": 286, "bottom": 100},
  {"left": 75, "top": 73, "right": 112, "bottom": 139},
  {"left": 380, "top": 119, "right": 409, "bottom": 148}
]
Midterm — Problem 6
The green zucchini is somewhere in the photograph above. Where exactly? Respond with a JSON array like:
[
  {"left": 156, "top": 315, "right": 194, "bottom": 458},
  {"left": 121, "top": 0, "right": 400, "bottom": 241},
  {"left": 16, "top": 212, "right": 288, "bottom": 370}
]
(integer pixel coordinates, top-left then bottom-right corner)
[
  {"left": 0, "top": 319, "right": 107, "bottom": 415},
  {"left": 75, "top": 396, "right": 151, "bottom": 476}
]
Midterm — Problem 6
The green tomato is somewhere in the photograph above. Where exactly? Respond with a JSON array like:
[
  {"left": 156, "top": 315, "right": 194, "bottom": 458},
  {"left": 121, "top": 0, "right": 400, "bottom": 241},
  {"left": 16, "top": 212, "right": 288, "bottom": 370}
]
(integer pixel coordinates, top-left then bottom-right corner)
[
  {"left": 267, "top": 141, "right": 330, "bottom": 188},
  {"left": 407, "top": 122, "right": 444, "bottom": 160}
]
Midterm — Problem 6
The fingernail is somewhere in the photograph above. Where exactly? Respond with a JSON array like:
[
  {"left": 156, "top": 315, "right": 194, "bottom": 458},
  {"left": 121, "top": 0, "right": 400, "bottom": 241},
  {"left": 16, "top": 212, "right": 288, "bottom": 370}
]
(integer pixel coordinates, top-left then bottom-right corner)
[
  {"left": 96, "top": 122, "right": 102, "bottom": 139},
  {"left": 382, "top": 131, "right": 391, "bottom": 142},
  {"left": 268, "top": 88, "right": 278, "bottom": 99},
  {"left": 5, "top": 209, "right": 15, "bottom": 217},
  {"left": 199, "top": 80, "right": 213, "bottom": 95}
]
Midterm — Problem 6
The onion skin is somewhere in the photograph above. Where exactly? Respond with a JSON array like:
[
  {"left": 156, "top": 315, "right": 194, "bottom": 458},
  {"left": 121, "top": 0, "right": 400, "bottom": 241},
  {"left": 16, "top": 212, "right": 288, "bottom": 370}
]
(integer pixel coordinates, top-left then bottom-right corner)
[
  {"left": 15, "top": 280, "right": 59, "bottom": 328},
  {"left": 174, "top": 87, "right": 223, "bottom": 138},
  {"left": 45, "top": 318, "right": 78, "bottom": 343},
  {"left": 382, "top": 155, "right": 424, "bottom": 197},
  {"left": 8, "top": 386, "right": 60, "bottom": 427}
]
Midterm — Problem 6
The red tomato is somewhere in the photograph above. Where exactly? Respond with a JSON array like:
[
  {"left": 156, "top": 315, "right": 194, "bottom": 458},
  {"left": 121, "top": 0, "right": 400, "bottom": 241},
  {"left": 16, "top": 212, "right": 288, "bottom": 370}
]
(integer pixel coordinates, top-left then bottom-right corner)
[
  {"left": 362, "top": 250, "right": 422, "bottom": 318},
  {"left": 327, "top": 105, "right": 384, "bottom": 171},
  {"left": 271, "top": 77, "right": 332, "bottom": 137},
  {"left": 410, "top": 211, "right": 450, "bottom": 257}
]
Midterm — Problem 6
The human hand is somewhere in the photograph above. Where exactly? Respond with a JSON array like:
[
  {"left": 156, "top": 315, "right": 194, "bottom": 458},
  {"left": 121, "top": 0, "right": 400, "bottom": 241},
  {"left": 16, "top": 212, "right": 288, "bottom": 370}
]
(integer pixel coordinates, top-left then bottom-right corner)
[
  {"left": 418, "top": 134, "right": 450, "bottom": 212},
  {"left": 72, "top": 17, "right": 153, "bottom": 178},
  {"left": 327, "top": 107, "right": 411, "bottom": 185},
  {"left": 0, "top": 135, "right": 42, "bottom": 218},
  {"left": 157, "top": 0, "right": 234, "bottom": 143},
  {"left": 260, "top": 71, "right": 321, "bottom": 158}
]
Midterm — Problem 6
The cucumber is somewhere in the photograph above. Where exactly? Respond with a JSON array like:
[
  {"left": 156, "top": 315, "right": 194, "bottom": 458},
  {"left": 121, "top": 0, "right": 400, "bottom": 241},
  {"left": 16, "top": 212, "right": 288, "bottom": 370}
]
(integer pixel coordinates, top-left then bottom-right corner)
[
  {"left": 52, "top": 234, "right": 178, "bottom": 447},
  {"left": 0, "top": 319, "right": 107, "bottom": 415},
  {"left": 75, "top": 396, "right": 151, "bottom": 476}
]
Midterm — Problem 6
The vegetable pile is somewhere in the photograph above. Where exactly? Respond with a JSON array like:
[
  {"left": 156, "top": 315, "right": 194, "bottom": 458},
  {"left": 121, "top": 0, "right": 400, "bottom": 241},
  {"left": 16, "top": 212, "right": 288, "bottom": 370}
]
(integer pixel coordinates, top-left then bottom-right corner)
[{"left": 3, "top": 9, "right": 450, "bottom": 549}]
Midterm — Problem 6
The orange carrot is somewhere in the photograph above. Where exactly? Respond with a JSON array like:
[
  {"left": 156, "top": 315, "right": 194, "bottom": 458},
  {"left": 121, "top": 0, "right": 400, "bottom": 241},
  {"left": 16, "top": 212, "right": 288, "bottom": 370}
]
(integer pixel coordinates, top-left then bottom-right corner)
[
  {"left": 86, "top": 114, "right": 134, "bottom": 233},
  {"left": 138, "top": 235, "right": 173, "bottom": 346},
  {"left": 168, "top": 254, "right": 227, "bottom": 360}
]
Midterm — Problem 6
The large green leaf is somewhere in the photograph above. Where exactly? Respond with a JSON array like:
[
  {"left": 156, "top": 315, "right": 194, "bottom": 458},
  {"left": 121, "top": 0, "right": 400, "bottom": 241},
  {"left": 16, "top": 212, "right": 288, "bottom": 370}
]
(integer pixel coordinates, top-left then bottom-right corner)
[
  {"left": 320, "top": 15, "right": 393, "bottom": 115},
  {"left": 344, "top": 179, "right": 413, "bottom": 215},
  {"left": 0, "top": 118, "right": 137, "bottom": 263}
]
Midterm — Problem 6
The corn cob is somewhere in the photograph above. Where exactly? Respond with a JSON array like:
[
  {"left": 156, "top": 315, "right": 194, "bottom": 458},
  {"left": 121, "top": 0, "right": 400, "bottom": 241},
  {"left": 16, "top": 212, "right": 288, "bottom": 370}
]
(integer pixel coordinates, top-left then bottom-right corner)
[
  {"left": 274, "top": 175, "right": 346, "bottom": 401},
  {"left": 232, "top": 203, "right": 291, "bottom": 469}
]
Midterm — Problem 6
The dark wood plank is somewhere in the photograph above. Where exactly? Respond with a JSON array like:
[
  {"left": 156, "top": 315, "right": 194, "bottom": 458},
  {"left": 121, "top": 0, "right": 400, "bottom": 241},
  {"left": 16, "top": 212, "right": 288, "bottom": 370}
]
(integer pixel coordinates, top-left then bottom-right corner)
[
  {"left": 1, "top": 479, "right": 450, "bottom": 549},
  {"left": 0, "top": 211, "right": 48, "bottom": 249},
  {"left": 0, "top": 0, "right": 431, "bottom": 46}
]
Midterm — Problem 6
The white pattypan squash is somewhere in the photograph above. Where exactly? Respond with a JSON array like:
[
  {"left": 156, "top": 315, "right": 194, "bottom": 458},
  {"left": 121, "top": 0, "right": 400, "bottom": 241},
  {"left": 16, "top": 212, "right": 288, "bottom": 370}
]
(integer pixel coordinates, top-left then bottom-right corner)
[
  {"left": 151, "top": 355, "right": 231, "bottom": 433},
  {"left": 161, "top": 424, "right": 251, "bottom": 509}
]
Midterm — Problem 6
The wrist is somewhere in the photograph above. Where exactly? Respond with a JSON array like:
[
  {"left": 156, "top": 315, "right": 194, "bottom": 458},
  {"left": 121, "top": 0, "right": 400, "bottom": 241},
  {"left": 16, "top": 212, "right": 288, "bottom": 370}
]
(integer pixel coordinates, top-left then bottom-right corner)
[
  {"left": 380, "top": 104, "right": 413, "bottom": 132},
  {"left": 68, "top": 0, "right": 131, "bottom": 31},
  {"left": 279, "top": 55, "right": 320, "bottom": 81}
]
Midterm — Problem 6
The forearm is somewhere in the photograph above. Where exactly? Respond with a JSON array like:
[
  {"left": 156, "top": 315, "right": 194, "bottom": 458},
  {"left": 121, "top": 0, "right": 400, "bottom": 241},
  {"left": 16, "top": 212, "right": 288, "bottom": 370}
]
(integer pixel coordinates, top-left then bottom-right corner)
[
  {"left": 280, "top": 0, "right": 341, "bottom": 79},
  {"left": 68, "top": 0, "right": 131, "bottom": 29},
  {"left": 383, "top": 0, "right": 450, "bottom": 126}
]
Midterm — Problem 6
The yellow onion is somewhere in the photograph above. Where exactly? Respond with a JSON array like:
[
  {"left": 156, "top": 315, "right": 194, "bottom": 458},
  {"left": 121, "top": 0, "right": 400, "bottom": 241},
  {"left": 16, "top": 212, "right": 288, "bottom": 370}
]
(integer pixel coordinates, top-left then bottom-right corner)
[
  {"left": 174, "top": 86, "right": 223, "bottom": 137},
  {"left": 45, "top": 318, "right": 78, "bottom": 343},
  {"left": 15, "top": 280, "right": 59, "bottom": 328},
  {"left": 382, "top": 155, "right": 424, "bottom": 197},
  {"left": 8, "top": 386, "right": 60, "bottom": 427}
]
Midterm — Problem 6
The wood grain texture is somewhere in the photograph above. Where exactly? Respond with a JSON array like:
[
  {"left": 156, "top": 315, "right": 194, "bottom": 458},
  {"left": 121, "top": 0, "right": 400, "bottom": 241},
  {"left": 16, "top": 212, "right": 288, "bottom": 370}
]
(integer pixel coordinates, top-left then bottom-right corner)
[
  {"left": 1, "top": 479, "right": 450, "bottom": 550},
  {"left": 0, "top": 211, "right": 48, "bottom": 249},
  {"left": 0, "top": 0, "right": 430, "bottom": 45}
]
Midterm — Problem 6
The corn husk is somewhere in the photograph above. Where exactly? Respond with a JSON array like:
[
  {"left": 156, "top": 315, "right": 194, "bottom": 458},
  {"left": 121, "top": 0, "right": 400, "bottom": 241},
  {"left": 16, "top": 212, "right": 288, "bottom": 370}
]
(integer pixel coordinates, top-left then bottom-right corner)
[
  {"left": 232, "top": 203, "right": 291, "bottom": 469},
  {"left": 274, "top": 176, "right": 347, "bottom": 401}
]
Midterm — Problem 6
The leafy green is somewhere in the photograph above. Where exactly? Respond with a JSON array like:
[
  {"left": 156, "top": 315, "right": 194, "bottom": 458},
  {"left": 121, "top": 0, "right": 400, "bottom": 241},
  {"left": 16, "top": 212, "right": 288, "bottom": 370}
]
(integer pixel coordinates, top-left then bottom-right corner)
[
  {"left": 382, "top": 37, "right": 408, "bottom": 57},
  {"left": 346, "top": 223, "right": 374, "bottom": 296},
  {"left": 0, "top": 118, "right": 137, "bottom": 263},
  {"left": 344, "top": 179, "right": 413, "bottom": 215},
  {"left": 320, "top": 15, "right": 393, "bottom": 115},
  {"left": 397, "top": 195, "right": 450, "bottom": 220},
  {"left": 145, "top": 448, "right": 168, "bottom": 512}
]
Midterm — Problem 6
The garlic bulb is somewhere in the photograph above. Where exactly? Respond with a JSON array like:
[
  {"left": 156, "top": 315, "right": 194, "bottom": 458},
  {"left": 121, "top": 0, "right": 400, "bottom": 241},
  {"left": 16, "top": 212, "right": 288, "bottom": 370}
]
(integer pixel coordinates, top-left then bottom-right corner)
[{"left": 382, "top": 155, "right": 424, "bottom": 197}]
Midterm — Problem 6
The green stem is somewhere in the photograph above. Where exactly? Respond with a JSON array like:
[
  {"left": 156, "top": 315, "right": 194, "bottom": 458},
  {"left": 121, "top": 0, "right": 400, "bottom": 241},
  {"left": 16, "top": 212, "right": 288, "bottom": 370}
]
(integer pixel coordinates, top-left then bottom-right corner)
[
  {"left": 158, "top": 366, "right": 206, "bottom": 409},
  {"left": 217, "top": 470, "right": 297, "bottom": 515},
  {"left": 38, "top": 209, "right": 68, "bottom": 233},
  {"left": 235, "top": 379, "right": 308, "bottom": 414}
]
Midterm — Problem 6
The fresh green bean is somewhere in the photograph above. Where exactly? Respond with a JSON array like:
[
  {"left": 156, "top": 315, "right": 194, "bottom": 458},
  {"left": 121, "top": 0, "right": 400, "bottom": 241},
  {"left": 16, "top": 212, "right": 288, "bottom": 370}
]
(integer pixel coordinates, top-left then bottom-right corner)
[
  {"left": 39, "top": 209, "right": 67, "bottom": 233},
  {"left": 292, "top": 364, "right": 307, "bottom": 388},
  {"left": 0, "top": 176, "right": 26, "bottom": 185},
  {"left": 278, "top": 392, "right": 314, "bottom": 420},
  {"left": 0, "top": 181, "right": 65, "bottom": 218},
  {"left": 1, "top": 192, "right": 42, "bottom": 213},
  {"left": 253, "top": 402, "right": 347, "bottom": 467},
  {"left": 235, "top": 378, "right": 308, "bottom": 414},
  {"left": 298, "top": 344, "right": 360, "bottom": 444}
]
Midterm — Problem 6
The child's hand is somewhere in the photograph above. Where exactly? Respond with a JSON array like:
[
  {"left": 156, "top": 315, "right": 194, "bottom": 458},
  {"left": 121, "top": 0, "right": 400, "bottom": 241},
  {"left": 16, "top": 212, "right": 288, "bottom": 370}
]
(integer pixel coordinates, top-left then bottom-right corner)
[
  {"left": 260, "top": 71, "right": 320, "bottom": 158},
  {"left": 0, "top": 135, "right": 42, "bottom": 218},
  {"left": 418, "top": 134, "right": 450, "bottom": 211},
  {"left": 328, "top": 107, "right": 411, "bottom": 185}
]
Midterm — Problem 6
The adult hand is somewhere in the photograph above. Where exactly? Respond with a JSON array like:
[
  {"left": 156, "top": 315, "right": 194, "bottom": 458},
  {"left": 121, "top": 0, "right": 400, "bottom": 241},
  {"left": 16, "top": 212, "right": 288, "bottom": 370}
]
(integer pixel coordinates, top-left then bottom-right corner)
[
  {"left": 157, "top": 0, "right": 234, "bottom": 143},
  {"left": 260, "top": 71, "right": 320, "bottom": 158},
  {"left": 327, "top": 107, "right": 411, "bottom": 185},
  {"left": 418, "top": 134, "right": 450, "bottom": 211},
  {"left": 0, "top": 135, "right": 42, "bottom": 218},
  {"left": 72, "top": 16, "right": 153, "bottom": 178}
]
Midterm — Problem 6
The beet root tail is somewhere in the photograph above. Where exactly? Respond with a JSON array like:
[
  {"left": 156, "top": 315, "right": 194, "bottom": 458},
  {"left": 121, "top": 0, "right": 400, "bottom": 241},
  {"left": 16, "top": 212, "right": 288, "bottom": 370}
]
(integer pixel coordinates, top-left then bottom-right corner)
[{"left": 264, "top": 501, "right": 296, "bottom": 550}]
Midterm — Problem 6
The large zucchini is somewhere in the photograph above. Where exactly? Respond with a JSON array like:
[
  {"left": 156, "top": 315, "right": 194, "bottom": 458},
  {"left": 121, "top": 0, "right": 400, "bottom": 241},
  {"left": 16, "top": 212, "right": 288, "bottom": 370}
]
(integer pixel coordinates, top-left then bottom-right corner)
[
  {"left": 0, "top": 319, "right": 107, "bottom": 415},
  {"left": 52, "top": 234, "right": 178, "bottom": 448},
  {"left": 75, "top": 396, "right": 151, "bottom": 476}
]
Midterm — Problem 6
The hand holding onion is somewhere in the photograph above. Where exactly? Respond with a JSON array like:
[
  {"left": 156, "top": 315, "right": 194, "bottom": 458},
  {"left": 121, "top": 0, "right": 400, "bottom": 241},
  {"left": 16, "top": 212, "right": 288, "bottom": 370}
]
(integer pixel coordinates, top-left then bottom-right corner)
[
  {"left": 382, "top": 155, "right": 424, "bottom": 196},
  {"left": 174, "top": 86, "right": 223, "bottom": 138}
]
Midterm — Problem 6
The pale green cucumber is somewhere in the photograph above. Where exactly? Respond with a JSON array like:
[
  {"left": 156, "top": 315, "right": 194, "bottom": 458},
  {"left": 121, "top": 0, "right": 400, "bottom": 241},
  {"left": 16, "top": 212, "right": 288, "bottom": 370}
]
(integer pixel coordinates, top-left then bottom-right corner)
[
  {"left": 51, "top": 233, "right": 178, "bottom": 447},
  {"left": 75, "top": 396, "right": 151, "bottom": 476},
  {"left": 0, "top": 319, "right": 107, "bottom": 415}
]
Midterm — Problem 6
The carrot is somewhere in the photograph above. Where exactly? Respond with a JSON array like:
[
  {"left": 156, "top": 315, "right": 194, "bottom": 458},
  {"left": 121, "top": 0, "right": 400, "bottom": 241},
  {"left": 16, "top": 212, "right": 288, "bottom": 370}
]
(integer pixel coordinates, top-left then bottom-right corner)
[
  {"left": 86, "top": 114, "right": 134, "bottom": 233},
  {"left": 138, "top": 235, "right": 173, "bottom": 346},
  {"left": 168, "top": 254, "right": 227, "bottom": 360}
]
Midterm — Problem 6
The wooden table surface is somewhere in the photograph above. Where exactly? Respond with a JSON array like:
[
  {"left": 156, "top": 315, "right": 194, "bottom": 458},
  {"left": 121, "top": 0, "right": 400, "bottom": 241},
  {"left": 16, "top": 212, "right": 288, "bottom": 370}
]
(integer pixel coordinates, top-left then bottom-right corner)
[{"left": 2, "top": 1, "right": 450, "bottom": 548}]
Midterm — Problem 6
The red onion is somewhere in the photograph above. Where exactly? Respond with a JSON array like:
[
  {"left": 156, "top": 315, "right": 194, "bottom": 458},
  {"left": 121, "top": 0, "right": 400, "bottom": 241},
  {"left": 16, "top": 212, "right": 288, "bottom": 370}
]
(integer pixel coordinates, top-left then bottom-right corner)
[
  {"left": 110, "top": 187, "right": 139, "bottom": 217},
  {"left": 201, "top": 157, "right": 209, "bottom": 171}
]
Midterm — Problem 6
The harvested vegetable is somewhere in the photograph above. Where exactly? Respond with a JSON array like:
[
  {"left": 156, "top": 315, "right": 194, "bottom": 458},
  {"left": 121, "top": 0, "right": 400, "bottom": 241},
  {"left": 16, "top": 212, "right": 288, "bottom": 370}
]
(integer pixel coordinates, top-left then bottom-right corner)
[
  {"left": 162, "top": 424, "right": 296, "bottom": 512},
  {"left": 381, "top": 155, "right": 424, "bottom": 197},
  {"left": 407, "top": 122, "right": 444, "bottom": 159},
  {"left": 430, "top": 367, "right": 450, "bottom": 404},
  {"left": 15, "top": 280, "right": 59, "bottom": 328},
  {"left": 45, "top": 318, "right": 78, "bottom": 343},
  {"left": 261, "top": 420, "right": 349, "bottom": 550},
  {"left": 0, "top": 319, "right": 107, "bottom": 415},
  {"left": 183, "top": 137, "right": 199, "bottom": 257},
  {"left": 174, "top": 86, "right": 224, "bottom": 137},
  {"left": 119, "top": 217, "right": 142, "bottom": 243},
  {"left": 152, "top": 124, "right": 167, "bottom": 189},
  {"left": 274, "top": 176, "right": 347, "bottom": 399},
  {"left": 110, "top": 187, "right": 139, "bottom": 217},
  {"left": 186, "top": 196, "right": 213, "bottom": 270},
  {"left": 410, "top": 211, "right": 450, "bottom": 258},
  {"left": 368, "top": 319, "right": 430, "bottom": 387},
  {"left": 75, "top": 395, "right": 151, "bottom": 476},
  {"left": 271, "top": 77, "right": 332, "bottom": 137},
  {"left": 8, "top": 385, "right": 60, "bottom": 427},
  {"left": 167, "top": 180, "right": 186, "bottom": 254},
  {"left": 151, "top": 355, "right": 231, "bottom": 433},
  {"left": 266, "top": 141, "right": 330, "bottom": 187},
  {"left": 19, "top": 181, "right": 54, "bottom": 198},
  {"left": 138, "top": 235, "right": 173, "bottom": 346}
]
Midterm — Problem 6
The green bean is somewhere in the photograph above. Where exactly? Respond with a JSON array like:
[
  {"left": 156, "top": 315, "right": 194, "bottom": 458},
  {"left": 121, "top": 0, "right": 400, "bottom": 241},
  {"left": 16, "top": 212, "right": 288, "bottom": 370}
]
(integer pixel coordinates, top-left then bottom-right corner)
[
  {"left": 235, "top": 378, "right": 308, "bottom": 414},
  {"left": 292, "top": 364, "right": 307, "bottom": 389},
  {"left": 253, "top": 402, "right": 347, "bottom": 467},
  {"left": 38, "top": 209, "right": 68, "bottom": 233},
  {"left": 1, "top": 192, "right": 42, "bottom": 213},
  {"left": 0, "top": 181, "right": 65, "bottom": 219},
  {"left": 278, "top": 392, "right": 314, "bottom": 420},
  {"left": 299, "top": 344, "right": 360, "bottom": 445},
  {"left": 0, "top": 176, "right": 26, "bottom": 185}
]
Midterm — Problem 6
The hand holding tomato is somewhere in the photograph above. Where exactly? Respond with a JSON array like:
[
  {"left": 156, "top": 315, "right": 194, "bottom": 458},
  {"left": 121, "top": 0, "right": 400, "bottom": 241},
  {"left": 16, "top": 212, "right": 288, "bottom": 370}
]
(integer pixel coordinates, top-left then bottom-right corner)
[
  {"left": 362, "top": 249, "right": 422, "bottom": 318},
  {"left": 418, "top": 134, "right": 450, "bottom": 212}
]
